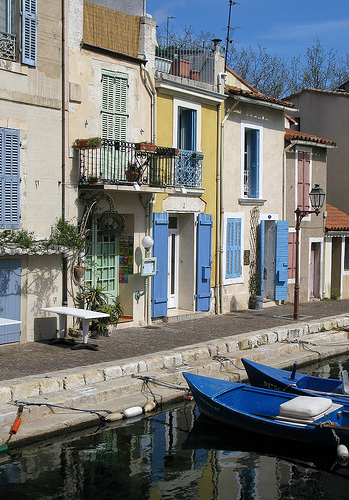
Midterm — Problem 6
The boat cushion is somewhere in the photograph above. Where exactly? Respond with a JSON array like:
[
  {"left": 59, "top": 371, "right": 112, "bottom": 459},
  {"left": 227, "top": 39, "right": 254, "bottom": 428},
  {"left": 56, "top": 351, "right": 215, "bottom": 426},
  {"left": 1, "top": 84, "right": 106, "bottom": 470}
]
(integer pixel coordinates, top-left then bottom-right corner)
[{"left": 279, "top": 396, "right": 333, "bottom": 420}]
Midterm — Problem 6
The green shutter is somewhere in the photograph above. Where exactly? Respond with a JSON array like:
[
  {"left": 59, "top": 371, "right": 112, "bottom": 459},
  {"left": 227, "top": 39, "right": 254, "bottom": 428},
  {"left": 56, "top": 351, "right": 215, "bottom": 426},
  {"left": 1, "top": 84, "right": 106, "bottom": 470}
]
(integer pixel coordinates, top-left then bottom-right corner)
[{"left": 101, "top": 72, "right": 128, "bottom": 141}]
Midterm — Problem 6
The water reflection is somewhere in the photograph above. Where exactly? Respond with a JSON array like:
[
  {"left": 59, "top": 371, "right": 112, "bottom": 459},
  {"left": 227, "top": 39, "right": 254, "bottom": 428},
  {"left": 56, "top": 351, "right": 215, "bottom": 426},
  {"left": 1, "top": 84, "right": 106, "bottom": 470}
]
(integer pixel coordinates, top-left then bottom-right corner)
[{"left": 1, "top": 360, "right": 349, "bottom": 498}]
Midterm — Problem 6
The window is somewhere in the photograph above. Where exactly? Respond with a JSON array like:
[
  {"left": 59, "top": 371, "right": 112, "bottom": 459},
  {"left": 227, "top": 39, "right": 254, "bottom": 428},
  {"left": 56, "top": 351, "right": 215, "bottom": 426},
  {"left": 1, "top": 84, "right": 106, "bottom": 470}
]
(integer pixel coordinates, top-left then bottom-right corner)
[
  {"left": 344, "top": 237, "right": 349, "bottom": 271},
  {"left": 0, "top": 128, "right": 20, "bottom": 229},
  {"left": 224, "top": 214, "right": 243, "bottom": 283},
  {"left": 173, "top": 98, "right": 201, "bottom": 151},
  {"left": 178, "top": 107, "right": 196, "bottom": 151},
  {"left": 0, "top": 0, "right": 37, "bottom": 66},
  {"left": 242, "top": 124, "right": 262, "bottom": 199},
  {"left": 101, "top": 71, "right": 128, "bottom": 141},
  {"left": 288, "top": 230, "right": 296, "bottom": 280},
  {"left": 297, "top": 150, "right": 311, "bottom": 211}
]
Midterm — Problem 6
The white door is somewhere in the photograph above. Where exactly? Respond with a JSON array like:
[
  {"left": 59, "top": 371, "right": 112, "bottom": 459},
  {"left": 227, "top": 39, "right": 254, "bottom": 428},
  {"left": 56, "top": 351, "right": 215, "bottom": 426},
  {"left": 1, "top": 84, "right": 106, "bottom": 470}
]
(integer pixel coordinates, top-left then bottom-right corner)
[{"left": 168, "top": 216, "right": 179, "bottom": 309}]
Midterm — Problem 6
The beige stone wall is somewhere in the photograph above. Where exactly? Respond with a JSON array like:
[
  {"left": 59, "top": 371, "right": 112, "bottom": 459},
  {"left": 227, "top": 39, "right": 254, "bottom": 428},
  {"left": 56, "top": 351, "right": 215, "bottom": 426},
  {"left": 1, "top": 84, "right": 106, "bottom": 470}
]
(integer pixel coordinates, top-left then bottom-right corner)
[
  {"left": 221, "top": 99, "right": 285, "bottom": 311},
  {"left": 0, "top": 0, "right": 64, "bottom": 343},
  {"left": 285, "top": 145, "right": 327, "bottom": 303},
  {"left": 289, "top": 91, "right": 347, "bottom": 214}
]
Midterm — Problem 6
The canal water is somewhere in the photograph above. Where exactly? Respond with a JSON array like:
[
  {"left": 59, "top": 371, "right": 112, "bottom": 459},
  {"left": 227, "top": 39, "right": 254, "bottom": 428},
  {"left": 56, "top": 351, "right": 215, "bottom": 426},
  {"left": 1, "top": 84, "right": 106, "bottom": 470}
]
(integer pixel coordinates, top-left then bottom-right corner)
[{"left": 1, "top": 356, "right": 349, "bottom": 499}]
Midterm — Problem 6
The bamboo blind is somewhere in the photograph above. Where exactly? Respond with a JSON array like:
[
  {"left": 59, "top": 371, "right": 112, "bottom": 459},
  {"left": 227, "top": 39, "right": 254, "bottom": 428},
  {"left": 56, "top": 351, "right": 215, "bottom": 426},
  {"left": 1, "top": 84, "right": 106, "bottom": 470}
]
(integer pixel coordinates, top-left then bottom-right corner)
[{"left": 83, "top": 2, "right": 141, "bottom": 58}]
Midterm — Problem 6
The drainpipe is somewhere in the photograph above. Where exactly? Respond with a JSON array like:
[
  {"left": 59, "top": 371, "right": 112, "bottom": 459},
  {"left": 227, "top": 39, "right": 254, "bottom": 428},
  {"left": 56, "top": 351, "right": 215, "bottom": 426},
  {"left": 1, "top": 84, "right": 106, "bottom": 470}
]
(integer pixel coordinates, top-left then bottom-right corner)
[
  {"left": 215, "top": 103, "right": 221, "bottom": 314},
  {"left": 218, "top": 98, "right": 241, "bottom": 314},
  {"left": 215, "top": 72, "right": 227, "bottom": 314},
  {"left": 61, "top": 0, "right": 68, "bottom": 334},
  {"left": 141, "top": 64, "right": 156, "bottom": 144}
]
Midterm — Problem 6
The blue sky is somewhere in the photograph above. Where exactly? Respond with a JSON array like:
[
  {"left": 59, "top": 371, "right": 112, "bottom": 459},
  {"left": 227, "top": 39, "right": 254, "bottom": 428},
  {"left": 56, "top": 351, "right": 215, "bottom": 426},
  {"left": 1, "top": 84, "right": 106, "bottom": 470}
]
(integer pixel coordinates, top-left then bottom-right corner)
[{"left": 146, "top": 0, "right": 349, "bottom": 60}]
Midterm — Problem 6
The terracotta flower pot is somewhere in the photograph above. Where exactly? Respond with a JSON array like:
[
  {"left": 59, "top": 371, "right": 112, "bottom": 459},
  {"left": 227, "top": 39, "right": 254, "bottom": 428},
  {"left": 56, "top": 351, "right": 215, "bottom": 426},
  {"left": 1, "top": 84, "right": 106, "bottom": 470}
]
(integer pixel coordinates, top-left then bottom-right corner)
[
  {"left": 135, "top": 142, "right": 156, "bottom": 152},
  {"left": 126, "top": 170, "right": 140, "bottom": 182},
  {"left": 74, "top": 267, "right": 85, "bottom": 279}
]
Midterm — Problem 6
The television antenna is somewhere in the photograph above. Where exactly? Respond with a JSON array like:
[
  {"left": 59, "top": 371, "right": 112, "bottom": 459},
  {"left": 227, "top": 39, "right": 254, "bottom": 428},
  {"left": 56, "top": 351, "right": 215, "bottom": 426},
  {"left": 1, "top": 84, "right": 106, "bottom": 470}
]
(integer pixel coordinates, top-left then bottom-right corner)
[{"left": 225, "top": 0, "right": 240, "bottom": 71}]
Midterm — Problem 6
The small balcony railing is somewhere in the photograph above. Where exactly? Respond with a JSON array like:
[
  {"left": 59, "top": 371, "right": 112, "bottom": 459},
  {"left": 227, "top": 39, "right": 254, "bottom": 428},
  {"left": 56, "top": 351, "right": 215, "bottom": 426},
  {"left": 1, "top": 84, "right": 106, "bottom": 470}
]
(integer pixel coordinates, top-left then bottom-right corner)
[
  {"left": 78, "top": 140, "right": 203, "bottom": 189},
  {"left": 0, "top": 31, "right": 16, "bottom": 61},
  {"left": 155, "top": 35, "right": 215, "bottom": 86}
]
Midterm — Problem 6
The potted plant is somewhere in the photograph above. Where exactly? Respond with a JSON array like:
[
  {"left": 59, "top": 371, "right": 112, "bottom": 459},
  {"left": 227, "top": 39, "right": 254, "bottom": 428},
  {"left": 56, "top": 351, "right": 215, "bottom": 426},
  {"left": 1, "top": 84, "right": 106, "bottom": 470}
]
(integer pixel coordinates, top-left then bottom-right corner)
[
  {"left": 248, "top": 261, "right": 263, "bottom": 310},
  {"left": 134, "top": 142, "right": 156, "bottom": 153},
  {"left": 125, "top": 162, "right": 141, "bottom": 182},
  {"left": 74, "top": 266, "right": 85, "bottom": 279},
  {"left": 87, "top": 176, "right": 99, "bottom": 185},
  {"left": 74, "top": 137, "right": 102, "bottom": 149}
]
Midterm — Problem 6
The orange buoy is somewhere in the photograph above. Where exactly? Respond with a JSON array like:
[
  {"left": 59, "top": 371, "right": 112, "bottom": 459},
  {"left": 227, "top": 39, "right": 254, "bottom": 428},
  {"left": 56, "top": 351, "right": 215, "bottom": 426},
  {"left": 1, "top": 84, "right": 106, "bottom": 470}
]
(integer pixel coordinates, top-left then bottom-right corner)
[{"left": 10, "top": 417, "right": 22, "bottom": 435}]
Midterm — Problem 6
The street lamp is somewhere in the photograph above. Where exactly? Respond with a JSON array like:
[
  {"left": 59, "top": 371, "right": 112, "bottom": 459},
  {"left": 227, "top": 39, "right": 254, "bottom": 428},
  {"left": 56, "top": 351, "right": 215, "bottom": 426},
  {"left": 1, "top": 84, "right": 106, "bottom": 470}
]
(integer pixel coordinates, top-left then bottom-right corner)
[{"left": 293, "top": 184, "right": 325, "bottom": 320}]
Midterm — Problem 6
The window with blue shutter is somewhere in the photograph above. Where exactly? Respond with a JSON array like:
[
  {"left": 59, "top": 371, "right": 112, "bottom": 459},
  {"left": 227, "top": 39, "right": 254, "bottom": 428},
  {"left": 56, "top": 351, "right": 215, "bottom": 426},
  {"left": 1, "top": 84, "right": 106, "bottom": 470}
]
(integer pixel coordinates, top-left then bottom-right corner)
[
  {"left": 0, "top": 128, "right": 20, "bottom": 229},
  {"left": 21, "top": 0, "right": 37, "bottom": 66},
  {"left": 226, "top": 218, "right": 242, "bottom": 279},
  {"left": 178, "top": 107, "right": 197, "bottom": 151},
  {"left": 243, "top": 126, "right": 261, "bottom": 199}
]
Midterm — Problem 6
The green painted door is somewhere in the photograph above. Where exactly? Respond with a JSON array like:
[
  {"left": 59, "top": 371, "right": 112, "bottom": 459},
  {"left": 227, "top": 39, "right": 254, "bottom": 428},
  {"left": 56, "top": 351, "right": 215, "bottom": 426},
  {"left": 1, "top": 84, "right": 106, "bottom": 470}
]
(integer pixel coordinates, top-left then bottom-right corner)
[{"left": 85, "top": 220, "right": 119, "bottom": 300}]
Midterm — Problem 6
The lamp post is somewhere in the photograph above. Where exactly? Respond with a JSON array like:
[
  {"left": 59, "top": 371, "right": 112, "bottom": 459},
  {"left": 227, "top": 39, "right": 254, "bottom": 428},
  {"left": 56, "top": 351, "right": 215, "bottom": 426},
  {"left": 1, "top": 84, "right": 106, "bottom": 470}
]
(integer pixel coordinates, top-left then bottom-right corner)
[{"left": 293, "top": 184, "right": 325, "bottom": 320}]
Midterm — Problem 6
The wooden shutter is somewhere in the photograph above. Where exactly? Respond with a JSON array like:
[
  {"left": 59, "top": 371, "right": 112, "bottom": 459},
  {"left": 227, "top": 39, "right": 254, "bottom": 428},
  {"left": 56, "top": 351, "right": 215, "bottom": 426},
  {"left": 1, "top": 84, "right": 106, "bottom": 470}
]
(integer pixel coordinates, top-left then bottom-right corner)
[
  {"left": 259, "top": 220, "right": 265, "bottom": 296},
  {"left": 0, "top": 259, "right": 21, "bottom": 344},
  {"left": 101, "top": 72, "right": 128, "bottom": 141},
  {"left": 21, "top": 0, "right": 37, "bottom": 66},
  {"left": 151, "top": 212, "right": 169, "bottom": 318},
  {"left": 288, "top": 232, "right": 297, "bottom": 279},
  {"left": 0, "top": 128, "right": 20, "bottom": 229},
  {"left": 249, "top": 129, "right": 260, "bottom": 198},
  {"left": 275, "top": 220, "right": 289, "bottom": 300},
  {"left": 196, "top": 214, "right": 213, "bottom": 311},
  {"left": 226, "top": 218, "right": 241, "bottom": 279},
  {"left": 297, "top": 151, "right": 310, "bottom": 211}
]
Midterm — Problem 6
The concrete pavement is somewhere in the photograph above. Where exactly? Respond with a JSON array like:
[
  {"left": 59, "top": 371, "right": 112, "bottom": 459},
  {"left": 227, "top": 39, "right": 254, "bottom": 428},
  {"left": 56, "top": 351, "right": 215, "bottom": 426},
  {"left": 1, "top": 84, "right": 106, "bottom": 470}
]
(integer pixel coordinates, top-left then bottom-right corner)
[{"left": 1, "top": 299, "right": 349, "bottom": 449}]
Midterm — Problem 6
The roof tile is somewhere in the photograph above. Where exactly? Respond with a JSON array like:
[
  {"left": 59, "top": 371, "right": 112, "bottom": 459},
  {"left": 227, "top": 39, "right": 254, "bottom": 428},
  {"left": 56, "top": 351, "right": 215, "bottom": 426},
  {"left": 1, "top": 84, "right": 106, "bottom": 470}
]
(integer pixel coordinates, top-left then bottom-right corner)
[
  {"left": 325, "top": 204, "right": 349, "bottom": 231},
  {"left": 285, "top": 128, "right": 336, "bottom": 147}
]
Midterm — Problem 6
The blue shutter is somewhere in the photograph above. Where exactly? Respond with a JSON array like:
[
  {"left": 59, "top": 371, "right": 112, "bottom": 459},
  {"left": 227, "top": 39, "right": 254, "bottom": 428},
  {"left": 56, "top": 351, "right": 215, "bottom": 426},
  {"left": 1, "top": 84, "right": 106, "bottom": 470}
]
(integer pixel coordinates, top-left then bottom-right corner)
[
  {"left": 187, "top": 109, "right": 197, "bottom": 151},
  {"left": 151, "top": 213, "right": 168, "bottom": 318},
  {"left": 196, "top": 214, "right": 213, "bottom": 311},
  {"left": 226, "top": 218, "right": 241, "bottom": 279},
  {"left": 259, "top": 220, "right": 265, "bottom": 296},
  {"left": 0, "top": 259, "right": 21, "bottom": 344},
  {"left": 249, "top": 129, "right": 259, "bottom": 198},
  {"left": 275, "top": 220, "right": 289, "bottom": 300},
  {"left": 22, "top": 0, "right": 37, "bottom": 66},
  {"left": 0, "top": 129, "right": 20, "bottom": 229}
]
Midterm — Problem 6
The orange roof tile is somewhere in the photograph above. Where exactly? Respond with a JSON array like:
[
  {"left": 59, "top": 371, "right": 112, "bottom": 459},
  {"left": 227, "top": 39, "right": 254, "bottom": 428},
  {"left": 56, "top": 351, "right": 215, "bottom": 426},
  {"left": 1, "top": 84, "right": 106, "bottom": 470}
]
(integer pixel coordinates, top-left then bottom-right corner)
[
  {"left": 285, "top": 128, "right": 336, "bottom": 147},
  {"left": 227, "top": 85, "right": 295, "bottom": 108},
  {"left": 325, "top": 204, "right": 349, "bottom": 231}
]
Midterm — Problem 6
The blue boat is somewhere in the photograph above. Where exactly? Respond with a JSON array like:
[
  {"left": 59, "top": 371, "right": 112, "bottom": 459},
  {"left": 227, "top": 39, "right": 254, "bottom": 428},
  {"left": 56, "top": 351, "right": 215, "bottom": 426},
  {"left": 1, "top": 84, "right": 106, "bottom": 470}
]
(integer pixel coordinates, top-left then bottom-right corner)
[
  {"left": 241, "top": 357, "right": 349, "bottom": 403},
  {"left": 183, "top": 372, "right": 349, "bottom": 451}
]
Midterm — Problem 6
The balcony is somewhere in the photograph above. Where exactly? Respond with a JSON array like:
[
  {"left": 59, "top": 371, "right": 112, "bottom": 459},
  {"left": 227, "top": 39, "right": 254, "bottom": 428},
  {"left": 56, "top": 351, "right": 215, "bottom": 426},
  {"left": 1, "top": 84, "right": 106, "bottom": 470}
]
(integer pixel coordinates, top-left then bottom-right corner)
[
  {"left": 77, "top": 140, "right": 203, "bottom": 190},
  {"left": 155, "top": 35, "right": 215, "bottom": 87}
]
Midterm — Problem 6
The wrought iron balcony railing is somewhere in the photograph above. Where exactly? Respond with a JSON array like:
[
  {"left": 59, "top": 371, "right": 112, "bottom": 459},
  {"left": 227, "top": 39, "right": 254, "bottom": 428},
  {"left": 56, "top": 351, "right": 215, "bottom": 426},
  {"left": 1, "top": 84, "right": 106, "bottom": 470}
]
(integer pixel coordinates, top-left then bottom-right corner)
[
  {"left": 155, "top": 35, "right": 215, "bottom": 86},
  {"left": 0, "top": 31, "right": 16, "bottom": 61},
  {"left": 78, "top": 140, "right": 203, "bottom": 189}
]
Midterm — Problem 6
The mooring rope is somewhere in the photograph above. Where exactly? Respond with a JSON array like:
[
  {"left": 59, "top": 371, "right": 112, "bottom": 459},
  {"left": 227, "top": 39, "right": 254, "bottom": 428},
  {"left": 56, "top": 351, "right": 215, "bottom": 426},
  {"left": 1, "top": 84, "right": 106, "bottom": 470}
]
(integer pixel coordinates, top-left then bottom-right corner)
[
  {"left": 131, "top": 374, "right": 188, "bottom": 392},
  {"left": 14, "top": 400, "right": 111, "bottom": 422}
]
